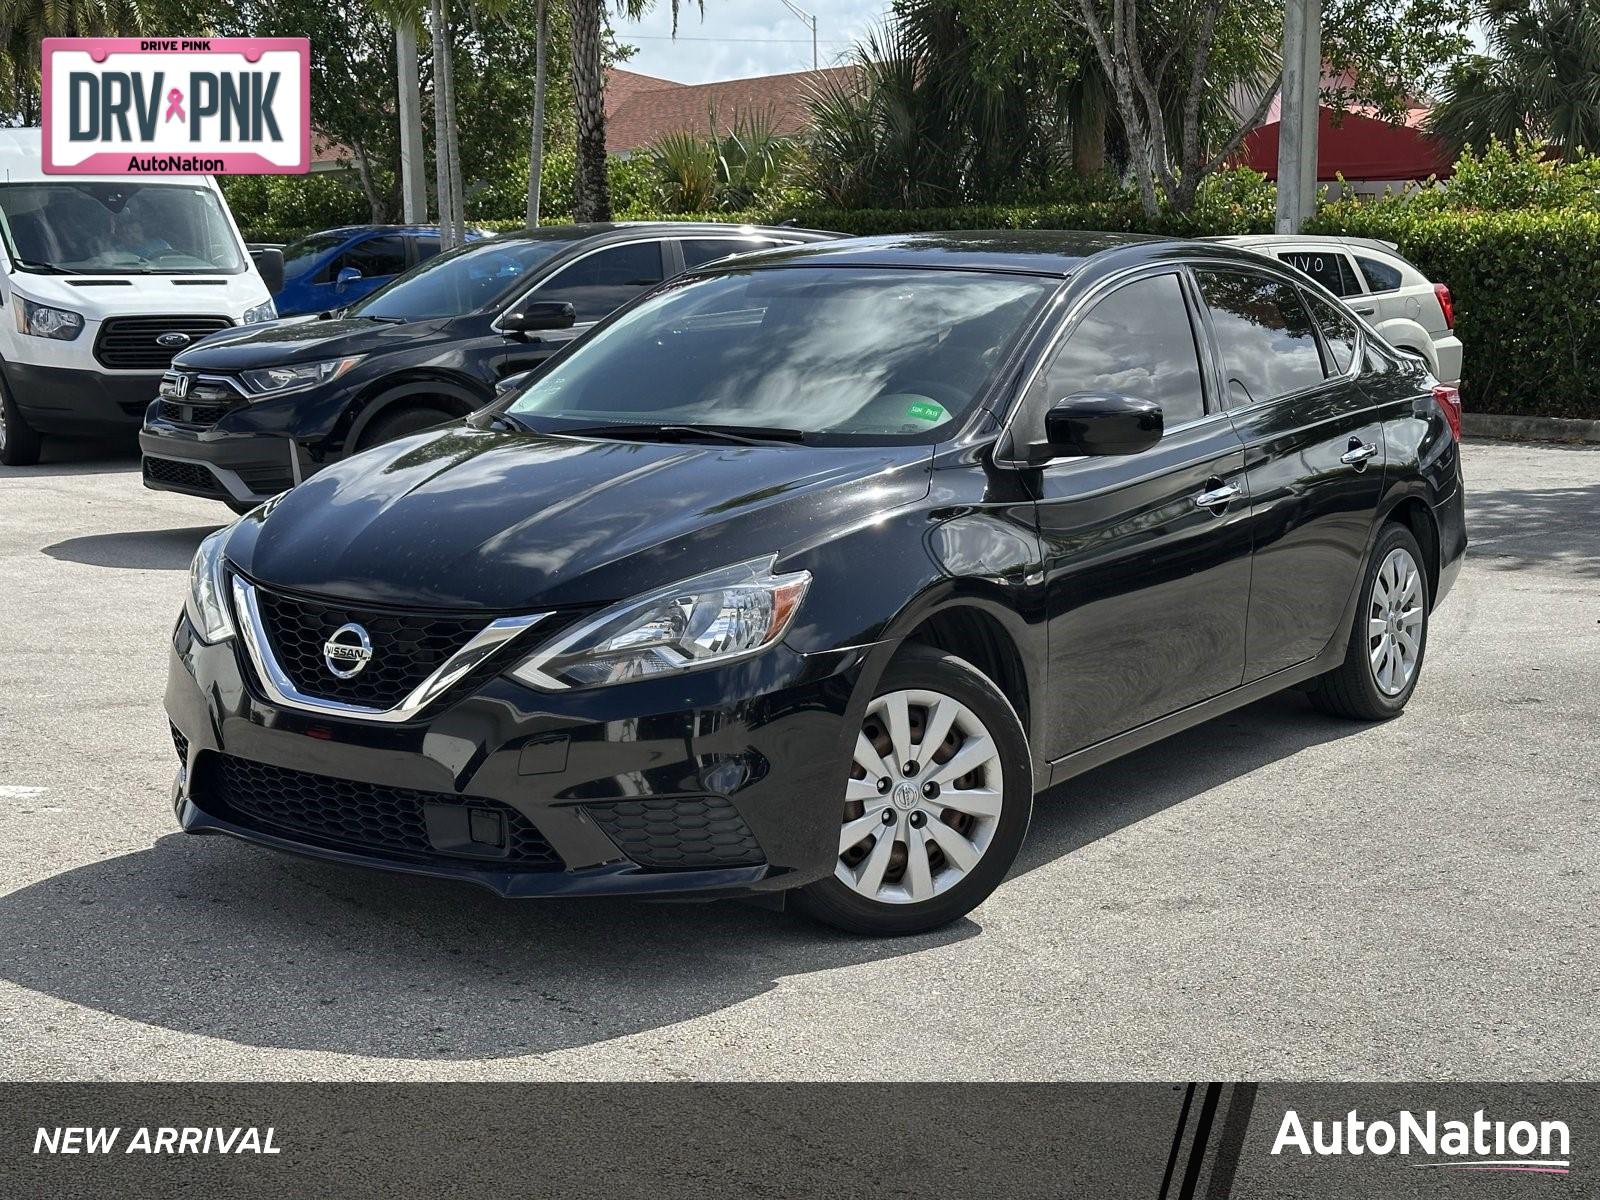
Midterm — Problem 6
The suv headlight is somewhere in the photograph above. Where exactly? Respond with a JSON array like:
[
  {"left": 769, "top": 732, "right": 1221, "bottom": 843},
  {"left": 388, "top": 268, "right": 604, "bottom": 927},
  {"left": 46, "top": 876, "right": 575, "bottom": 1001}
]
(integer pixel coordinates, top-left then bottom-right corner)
[
  {"left": 509, "top": 557, "right": 811, "bottom": 690},
  {"left": 239, "top": 356, "right": 363, "bottom": 397},
  {"left": 185, "top": 526, "right": 236, "bottom": 643},
  {"left": 242, "top": 299, "right": 277, "bottom": 324},
  {"left": 16, "top": 297, "right": 84, "bottom": 340}
]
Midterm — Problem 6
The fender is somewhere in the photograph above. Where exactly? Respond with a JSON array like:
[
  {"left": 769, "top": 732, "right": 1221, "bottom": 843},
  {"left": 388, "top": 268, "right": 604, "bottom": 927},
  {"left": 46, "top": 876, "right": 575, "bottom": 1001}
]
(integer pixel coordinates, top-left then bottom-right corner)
[
  {"left": 1372, "top": 316, "right": 1439, "bottom": 374},
  {"left": 342, "top": 373, "right": 491, "bottom": 452}
]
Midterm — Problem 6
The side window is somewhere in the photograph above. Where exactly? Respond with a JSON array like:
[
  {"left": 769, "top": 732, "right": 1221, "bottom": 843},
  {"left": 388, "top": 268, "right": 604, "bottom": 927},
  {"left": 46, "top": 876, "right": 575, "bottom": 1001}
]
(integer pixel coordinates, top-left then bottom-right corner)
[
  {"left": 412, "top": 236, "right": 442, "bottom": 264},
  {"left": 1035, "top": 273, "right": 1206, "bottom": 427},
  {"left": 332, "top": 235, "right": 407, "bottom": 280},
  {"left": 1355, "top": 254, "right": 1403, "bottom": 293},
  {"left": 1279, "top": 250, "right": 1360, "bottom": 297},
  {"left": 680, "top": 237, "right": 784, "bottom": 269},
  {"left": 533, "top": 241, "right": 666, "bottom": 322},
  {"left": 1307, "top": 294, "right": 1360, "bottom": 376},
  {"left": 1195, "top": 268, "right": 1326, "bottom": 405}
]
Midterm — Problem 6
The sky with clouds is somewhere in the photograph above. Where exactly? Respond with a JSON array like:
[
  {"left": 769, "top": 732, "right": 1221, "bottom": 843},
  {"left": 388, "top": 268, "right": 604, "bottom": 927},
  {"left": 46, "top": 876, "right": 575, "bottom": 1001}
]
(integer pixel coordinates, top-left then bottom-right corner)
[{"left": 614, "top": 0, "right": 891, "bottom": 83}]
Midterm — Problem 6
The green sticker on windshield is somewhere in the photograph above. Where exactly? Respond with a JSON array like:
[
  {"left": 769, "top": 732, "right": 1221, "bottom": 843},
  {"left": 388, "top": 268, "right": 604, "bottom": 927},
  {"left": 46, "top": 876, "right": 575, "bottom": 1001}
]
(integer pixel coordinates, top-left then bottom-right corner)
[{"left": 906, "top": 401, "right": 945, "bottom": 423}]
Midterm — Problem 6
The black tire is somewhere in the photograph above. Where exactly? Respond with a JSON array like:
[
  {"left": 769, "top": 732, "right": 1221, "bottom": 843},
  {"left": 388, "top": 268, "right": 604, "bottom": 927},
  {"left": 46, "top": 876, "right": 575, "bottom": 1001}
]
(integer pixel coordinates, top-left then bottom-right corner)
[
  {"left": 0, "top": 376, "right": 42, "bottom": 467},
  {"left": 356, "top": 404, "right": 456, "bottom": 451},
  {"left": 1308, "top": 522, "right": 1430, "bottom": 721},
  {"left": 794, "top": 645, "right": 1033, "bottom": 936}
]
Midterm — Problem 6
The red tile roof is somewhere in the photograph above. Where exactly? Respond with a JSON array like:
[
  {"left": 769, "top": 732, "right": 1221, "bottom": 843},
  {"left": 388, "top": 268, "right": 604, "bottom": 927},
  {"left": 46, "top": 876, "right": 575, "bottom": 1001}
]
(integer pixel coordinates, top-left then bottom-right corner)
[
  {"left": 604, "top": 65, "right": 858, "bottom": 153},
  {"left": 605, "top": 68, "right": 685, "bottom": 120}
]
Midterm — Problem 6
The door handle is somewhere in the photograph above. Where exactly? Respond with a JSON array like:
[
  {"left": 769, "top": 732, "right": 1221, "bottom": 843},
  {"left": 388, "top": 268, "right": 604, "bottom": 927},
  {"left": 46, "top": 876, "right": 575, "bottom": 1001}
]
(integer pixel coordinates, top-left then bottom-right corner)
[
  {"left": 1340, "top": 441, "right": 1378, "bottom": 467},
  {"left": 1194, "top": 482, "right": 1240, "bottom": 511},
  {"left": 1352, "top": 305, "right": 1376, "bottom": 316}
]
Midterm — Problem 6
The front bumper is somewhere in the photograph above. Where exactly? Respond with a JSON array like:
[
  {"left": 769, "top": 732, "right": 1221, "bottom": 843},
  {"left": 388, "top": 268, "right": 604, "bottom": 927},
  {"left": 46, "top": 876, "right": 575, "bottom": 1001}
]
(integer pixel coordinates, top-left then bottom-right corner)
[
  {"left": 166, "top": 612, "right": 866, "bottom": 899},
  {"left": 4, "top": 361, "right": 163, "bottom": 435},
  {"left": 141, "top": 416, "right": 302, "bottom": 507}
]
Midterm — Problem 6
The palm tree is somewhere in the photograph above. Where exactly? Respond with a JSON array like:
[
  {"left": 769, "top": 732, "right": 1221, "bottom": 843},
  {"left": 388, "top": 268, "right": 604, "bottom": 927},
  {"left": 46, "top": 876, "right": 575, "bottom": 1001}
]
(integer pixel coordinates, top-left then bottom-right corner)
[
  {"left": 526, "top": 0, "right": 548, "bottom": 226},
  {"left": 1428, "top": 0, "right": 1600, "bottom": 160},
  {"left": 0, "top": 0, "right": 147, "bottom": 121}
]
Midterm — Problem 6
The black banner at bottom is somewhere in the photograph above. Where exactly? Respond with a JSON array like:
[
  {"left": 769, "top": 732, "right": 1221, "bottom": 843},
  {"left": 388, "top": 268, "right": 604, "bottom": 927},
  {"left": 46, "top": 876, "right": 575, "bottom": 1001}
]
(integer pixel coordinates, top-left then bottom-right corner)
[{"left": 1, "top": 1083, "right": 1592, "bottom": 1197}]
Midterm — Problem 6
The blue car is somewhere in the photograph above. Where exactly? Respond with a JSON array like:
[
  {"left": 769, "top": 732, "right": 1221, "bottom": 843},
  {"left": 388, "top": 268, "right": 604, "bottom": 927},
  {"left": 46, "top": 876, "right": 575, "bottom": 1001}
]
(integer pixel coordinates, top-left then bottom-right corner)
[{"left": 273, "top": 225, "right": 483, "bottom": 317}]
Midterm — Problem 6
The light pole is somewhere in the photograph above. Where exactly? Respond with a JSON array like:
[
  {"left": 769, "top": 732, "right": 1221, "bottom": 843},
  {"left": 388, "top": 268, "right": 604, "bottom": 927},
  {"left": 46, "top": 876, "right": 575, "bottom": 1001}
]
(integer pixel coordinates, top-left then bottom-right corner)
[
  {"left": 777, "top": 0, "right": 818, "bottom": 71},
  {"left": 1275, "top": 0, "right": 1322, "bottom": 232}
]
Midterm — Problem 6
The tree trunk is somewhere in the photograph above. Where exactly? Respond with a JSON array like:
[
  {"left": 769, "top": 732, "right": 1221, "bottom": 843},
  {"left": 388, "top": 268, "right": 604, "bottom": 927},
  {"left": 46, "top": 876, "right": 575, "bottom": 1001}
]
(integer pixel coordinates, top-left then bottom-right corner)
[
  {"left": 527, "top": 0, "right": 548, "bottom": 228},
  {"left": 441, "top": 14, "right": 465, "bottom": 241},
  {"left": 429, "top": 0, "right": 456, "bottom": 246},
  {"left": 567, "top": 0, "right": 611, "bottom": 222},
  {"left": 1071, "top": 77, "right": 1106, "bottom": 177},
  {"left": 351, "top": 136, "right": 387, "bottom": 221}
]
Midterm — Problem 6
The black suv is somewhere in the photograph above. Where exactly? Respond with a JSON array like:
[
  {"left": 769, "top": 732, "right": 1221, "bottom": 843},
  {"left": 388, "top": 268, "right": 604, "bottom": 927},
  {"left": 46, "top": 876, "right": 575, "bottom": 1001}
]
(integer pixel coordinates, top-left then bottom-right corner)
[
  {"left": 167, "top": 233, "right": 1467, "bottom": 935},
  {"left": 140, "top": 222, "right": 830, "bottom": 512}
]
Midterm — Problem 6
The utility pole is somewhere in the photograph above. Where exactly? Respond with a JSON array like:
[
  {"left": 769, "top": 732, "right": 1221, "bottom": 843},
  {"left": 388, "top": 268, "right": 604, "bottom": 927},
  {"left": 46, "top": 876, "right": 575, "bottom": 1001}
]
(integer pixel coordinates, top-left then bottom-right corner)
[
  {"left": 395, "top": 22, "right": 427, "bottom": 224},
  {"left": 777, "top": 0, "right": 818, "bottom": 71},
  {"left": 1275, "top": 0, "right": 1322, "bottom": 232}
]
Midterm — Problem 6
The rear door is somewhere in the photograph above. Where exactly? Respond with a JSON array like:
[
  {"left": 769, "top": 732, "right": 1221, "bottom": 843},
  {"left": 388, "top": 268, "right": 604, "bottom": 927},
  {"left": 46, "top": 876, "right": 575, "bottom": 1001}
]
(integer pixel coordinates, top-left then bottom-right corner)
[
  {"left": 1195, "top": 264, "right": 1385, "bottom": 680},
  {"left": 1026, "top": 269, "right": 1253, "bottom": 757}
]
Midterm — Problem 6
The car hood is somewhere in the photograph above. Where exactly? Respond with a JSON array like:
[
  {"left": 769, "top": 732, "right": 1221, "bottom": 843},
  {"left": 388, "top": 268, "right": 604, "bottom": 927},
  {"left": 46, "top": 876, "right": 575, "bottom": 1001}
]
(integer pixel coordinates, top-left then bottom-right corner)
[
  {"left": 227, "top": 426, "right": 933, "bottom": 610},
  {"left": 172, "top": 315, "right": 456, "bottom": 371}
]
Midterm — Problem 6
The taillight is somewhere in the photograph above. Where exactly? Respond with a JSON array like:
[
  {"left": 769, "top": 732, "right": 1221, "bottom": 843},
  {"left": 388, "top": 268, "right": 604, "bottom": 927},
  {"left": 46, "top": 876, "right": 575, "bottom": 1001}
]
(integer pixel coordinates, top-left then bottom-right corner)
[
  {"left": 1432, "top": 383, "right": 1462, "bottom": 441},
  {"left": 1434, "top": 282, "right": 1455, "bottom": 330}
]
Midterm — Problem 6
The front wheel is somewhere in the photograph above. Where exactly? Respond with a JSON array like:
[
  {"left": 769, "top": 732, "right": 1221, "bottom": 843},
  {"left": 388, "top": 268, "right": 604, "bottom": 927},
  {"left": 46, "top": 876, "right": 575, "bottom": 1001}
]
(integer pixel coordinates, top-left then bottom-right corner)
[
  {"left": 1308, "top": 522, "right": 1430, "bottom": 720},
  {"left": 0, "top": 376, "right": 42, "bottom": 467},
  {"left": 795, "top": 646, "right": 1033, "bottom": 936}
]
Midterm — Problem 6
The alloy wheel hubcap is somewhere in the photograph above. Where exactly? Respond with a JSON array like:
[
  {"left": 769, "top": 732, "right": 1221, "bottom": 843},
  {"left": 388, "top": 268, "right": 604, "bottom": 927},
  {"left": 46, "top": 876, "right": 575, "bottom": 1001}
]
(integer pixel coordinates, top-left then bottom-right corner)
[
  {"left": 836, "top": 688, "right": 1003, "bottom": 905},
  {"left": 1368, "top": 547, "right": 1424, "bottom": 696}
]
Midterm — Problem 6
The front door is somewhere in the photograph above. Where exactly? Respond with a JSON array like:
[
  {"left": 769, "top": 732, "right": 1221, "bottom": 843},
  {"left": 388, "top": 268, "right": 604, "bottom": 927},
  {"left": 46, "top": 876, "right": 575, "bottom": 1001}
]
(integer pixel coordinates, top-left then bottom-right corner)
[
  {"left": 1192, "top": 266, "right": 1386, "bottom": 680},
  {"left": 1025, "top": 270, "right": 1253, "bottom": 759}
]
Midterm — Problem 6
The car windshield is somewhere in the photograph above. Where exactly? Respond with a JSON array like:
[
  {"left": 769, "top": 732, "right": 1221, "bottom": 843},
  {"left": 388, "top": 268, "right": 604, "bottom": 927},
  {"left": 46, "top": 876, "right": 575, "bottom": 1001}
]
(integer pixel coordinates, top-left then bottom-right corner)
[
  {"left": 0, "top": 182, "right": 244, "bottom": 274},
  {"left": 504, "top": 266, "right": 1053, "bottom": 442},
  {"left": 282, "top": 231, "right": 348, "bottom": 279},
  {"left": 347, "top": 238, "right": 567, "bottom": 321}
]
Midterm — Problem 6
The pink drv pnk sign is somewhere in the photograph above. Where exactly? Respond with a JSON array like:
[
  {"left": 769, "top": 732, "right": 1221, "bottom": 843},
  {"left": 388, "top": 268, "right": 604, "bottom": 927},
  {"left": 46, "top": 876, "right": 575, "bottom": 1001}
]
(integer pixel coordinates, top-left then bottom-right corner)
[{"left": 42, "top": 38, "right": 310, "bottom": 175}]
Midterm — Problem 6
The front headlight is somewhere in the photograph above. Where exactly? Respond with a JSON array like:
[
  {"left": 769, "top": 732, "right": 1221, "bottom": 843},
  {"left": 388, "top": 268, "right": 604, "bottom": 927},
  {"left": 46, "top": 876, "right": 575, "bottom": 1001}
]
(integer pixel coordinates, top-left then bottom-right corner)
[
  {"left": 242, "top": 299, "right": 278, "bottom": 324},
  {"left": 16, "top": 297, "right": 84, "bottom": 340},
  {"left": 238, "top": 355, "right": 362, "bottom": 397},
  {"left": 509, "top": 557, "right": 811, "bottom": 690},
  {"left": 185, "top": 526, "right": 237, "bottom": 644}
]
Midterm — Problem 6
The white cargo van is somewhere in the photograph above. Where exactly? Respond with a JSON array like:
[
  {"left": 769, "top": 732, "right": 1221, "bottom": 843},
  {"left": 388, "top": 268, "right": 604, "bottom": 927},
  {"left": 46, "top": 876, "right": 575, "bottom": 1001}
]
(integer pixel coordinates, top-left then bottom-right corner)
[{"left": 0, "top": 128, "right": 276, "bottom": 465}]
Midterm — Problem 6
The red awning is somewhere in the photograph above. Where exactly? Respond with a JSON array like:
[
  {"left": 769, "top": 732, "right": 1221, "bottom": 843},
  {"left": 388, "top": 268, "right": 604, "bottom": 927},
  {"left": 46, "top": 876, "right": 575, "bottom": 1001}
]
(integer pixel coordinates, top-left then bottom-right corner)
[{"left": 1240, "top": 107, "right": 1452, "bottom": 182}]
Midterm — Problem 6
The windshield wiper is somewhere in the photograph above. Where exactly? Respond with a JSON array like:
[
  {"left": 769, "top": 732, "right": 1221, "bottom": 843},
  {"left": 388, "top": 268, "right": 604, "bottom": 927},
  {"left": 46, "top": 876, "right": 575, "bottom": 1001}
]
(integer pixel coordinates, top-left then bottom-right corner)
[
  {"left": 351, "top": 313, "right": 407, "bottom": 323},
  {"left": 554, "top": 422, "right": 807, "bottom": 446},
  {"left": 12, "top": 259, "right": 86, "bottom": 275}
]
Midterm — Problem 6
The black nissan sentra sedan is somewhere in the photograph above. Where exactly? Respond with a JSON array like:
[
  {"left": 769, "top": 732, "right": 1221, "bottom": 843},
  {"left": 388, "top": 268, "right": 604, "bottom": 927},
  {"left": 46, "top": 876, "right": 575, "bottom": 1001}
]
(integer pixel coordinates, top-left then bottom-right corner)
[
  {"left": 166, "top": 232, "right": 1467, "bottom": 935},
  {"left": 140, "top": 222, "right": 830, "bottom": 512}
]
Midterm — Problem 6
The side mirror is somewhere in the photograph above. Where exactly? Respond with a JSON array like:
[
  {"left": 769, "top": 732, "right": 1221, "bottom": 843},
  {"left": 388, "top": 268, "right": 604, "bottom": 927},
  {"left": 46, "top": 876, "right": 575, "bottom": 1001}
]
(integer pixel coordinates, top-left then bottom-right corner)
[
  {"left": 495, "top": 369, "right": 535, "bottom": 396},
  {"left": 1041, "top": 392, "right": 1163, "bottom": 457},
  {"left": 335, "top": 266, "right": 363, "bottom": 288},
  {"left": 249, "top": 246, "right": 284, "bottom": 294},
  {"left": 501, "top": 300, "right": 576, "bottom": 334}
]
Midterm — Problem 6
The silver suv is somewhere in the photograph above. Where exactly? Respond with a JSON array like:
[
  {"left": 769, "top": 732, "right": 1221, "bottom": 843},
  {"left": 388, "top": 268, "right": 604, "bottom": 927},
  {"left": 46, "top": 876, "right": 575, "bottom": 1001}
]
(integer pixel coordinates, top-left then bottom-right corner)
[{"left": 1220, "top": 235, "right": 1462, "bottom": 386}]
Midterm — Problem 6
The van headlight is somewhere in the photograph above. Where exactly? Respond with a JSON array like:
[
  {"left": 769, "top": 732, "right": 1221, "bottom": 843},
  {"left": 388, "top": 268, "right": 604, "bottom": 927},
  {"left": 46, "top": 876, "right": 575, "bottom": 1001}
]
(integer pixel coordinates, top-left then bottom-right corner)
[
  {"left": 16, "top": 298, "right": 84, "bottom": 340},
  {"left": 509, "top": 557, "right": 810, "bottom": 689},
  {"left": 185, "top": 526, "right": 237, "bottom": 644},
  {"left": 242, "top": 299, "right": 277, "bottom": 324},
  {"left": 238, "top": 356, "right": 363, "bottom": 397}
]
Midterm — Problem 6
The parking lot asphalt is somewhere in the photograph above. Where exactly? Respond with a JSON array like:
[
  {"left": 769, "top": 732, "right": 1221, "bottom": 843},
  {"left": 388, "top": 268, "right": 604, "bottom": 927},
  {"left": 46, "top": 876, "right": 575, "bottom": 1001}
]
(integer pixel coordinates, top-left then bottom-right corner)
[{"left": 0, "top": 438, "right": 1596, "bottom": 1082}]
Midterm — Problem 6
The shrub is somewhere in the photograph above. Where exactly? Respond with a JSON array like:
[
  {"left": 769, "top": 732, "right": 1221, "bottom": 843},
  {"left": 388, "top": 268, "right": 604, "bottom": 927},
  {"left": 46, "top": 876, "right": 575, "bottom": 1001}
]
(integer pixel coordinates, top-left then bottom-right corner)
[{"left": 221, "top": 173, "right": 370, "bottom": 237}]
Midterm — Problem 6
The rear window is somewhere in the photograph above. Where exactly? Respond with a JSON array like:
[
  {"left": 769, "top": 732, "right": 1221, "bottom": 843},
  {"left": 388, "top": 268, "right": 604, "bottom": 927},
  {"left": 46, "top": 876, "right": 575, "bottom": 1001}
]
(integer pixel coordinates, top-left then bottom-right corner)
[
  {"left": 1307, "top": 295, "right": 1361, "bottom": 376},
  {"left": 1356, "top": 254, "right": 1404, "bottom": 293},
  {"left": 1279, "top": 250, "right": 1361, "bottom": 297}
]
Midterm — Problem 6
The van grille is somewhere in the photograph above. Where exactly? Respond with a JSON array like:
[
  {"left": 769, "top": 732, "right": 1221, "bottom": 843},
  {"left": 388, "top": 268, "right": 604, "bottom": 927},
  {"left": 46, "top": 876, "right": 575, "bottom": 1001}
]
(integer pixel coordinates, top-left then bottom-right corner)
[{"left": 95, "top": 316, "right": 233, "bottom": 370}]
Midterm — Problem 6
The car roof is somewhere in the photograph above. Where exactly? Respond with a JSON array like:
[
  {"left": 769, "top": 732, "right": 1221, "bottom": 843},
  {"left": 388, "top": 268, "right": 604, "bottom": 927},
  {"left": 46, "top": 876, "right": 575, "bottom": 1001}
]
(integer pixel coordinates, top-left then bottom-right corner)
[
  {"left": 700, "top": 230, "right": 1294, "bottom": 279},
  {"left": 480, "top": 221, "right": 837, "bottom": 248},
  {"left": 1213, "top": 233, "right": 1404, "bottom": 256}
]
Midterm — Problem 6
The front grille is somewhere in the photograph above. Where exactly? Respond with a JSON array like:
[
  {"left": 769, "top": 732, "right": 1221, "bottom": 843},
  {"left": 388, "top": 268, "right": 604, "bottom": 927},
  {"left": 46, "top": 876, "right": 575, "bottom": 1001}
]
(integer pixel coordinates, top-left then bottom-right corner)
[
  {"left": 95, "top": 315, "right": 232, "bottom": 370},
  {"left": 253, "top": 587, "right": 487, "bottom": 710},
  {"left": 158, "top": 398, "right": 233, "bottom": 427},
  {"left": 234, "top": 461, "right": 296, "bottom": 494},
  {"left": 143, "top": 456, "right": 223, "bottom": 495},
  {"left": 584, "top": 796, "right": 765, "bottom": 869},
  {"left": 195, "top": 753, "right": 563, "bottom": 868}
]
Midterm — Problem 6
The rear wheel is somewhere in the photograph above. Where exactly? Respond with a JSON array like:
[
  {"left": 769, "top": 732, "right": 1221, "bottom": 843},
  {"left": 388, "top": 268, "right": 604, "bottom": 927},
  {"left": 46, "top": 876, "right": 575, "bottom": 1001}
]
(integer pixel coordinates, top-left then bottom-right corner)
[
  {"left": 0, "top": 377, "right": 42, "bottom": 466},
  {"left": 1308, "top": 522, "right": 1429, "bottom": 720},
  {"left": 795, "top": 646, "right": 1032, "bottom": 936}
]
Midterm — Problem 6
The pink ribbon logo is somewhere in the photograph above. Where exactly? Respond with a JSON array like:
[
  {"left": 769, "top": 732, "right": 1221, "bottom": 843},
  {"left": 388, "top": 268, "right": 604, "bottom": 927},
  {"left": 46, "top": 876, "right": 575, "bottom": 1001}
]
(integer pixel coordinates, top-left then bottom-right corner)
[{"left": 164, "top": 87, "right": 185, "bottom": 123}]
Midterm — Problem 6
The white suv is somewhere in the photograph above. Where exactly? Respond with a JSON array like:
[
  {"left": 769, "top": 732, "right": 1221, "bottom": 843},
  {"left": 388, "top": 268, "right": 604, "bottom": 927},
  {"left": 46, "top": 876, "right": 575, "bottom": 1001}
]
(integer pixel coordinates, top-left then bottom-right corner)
[{"left": 1220, "top": 235, "right": 1462, "bottom": 386}]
